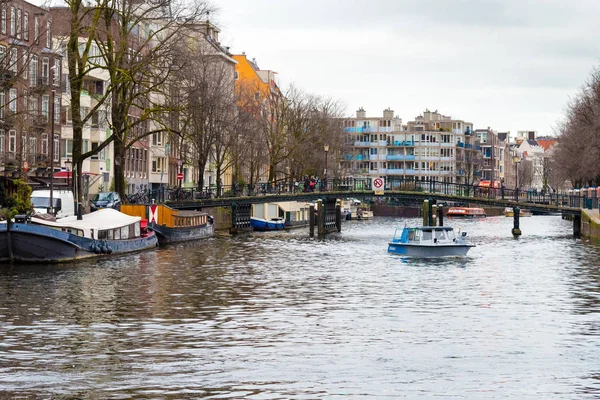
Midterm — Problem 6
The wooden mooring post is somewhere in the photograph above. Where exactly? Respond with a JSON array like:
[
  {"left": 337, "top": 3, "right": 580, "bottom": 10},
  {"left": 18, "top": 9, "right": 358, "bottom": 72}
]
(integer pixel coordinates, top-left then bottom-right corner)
[{"left": 512, "top": 206, "right": 522, "bottom": 237}]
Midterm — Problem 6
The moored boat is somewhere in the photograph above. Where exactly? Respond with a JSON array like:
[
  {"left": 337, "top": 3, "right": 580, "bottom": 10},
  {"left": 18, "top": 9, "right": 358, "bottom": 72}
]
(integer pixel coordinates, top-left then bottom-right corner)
[
  {"left": 0, "top": 209, "right": 158, "bottom": 263},
  {"left": 250, "top": 217, "right": 286, "bottom": 231},
  {"left": 121, "top": 204, "right": 214, "bottom": 244},
  {"left": 446, "top": 207, "right": 486, "bottom": 218},
  {"left": 388, "top": 225, "right": 475, "bottom": 257},
  {"left": 357, "top": 208, "right": 374, "bottom": 220}
]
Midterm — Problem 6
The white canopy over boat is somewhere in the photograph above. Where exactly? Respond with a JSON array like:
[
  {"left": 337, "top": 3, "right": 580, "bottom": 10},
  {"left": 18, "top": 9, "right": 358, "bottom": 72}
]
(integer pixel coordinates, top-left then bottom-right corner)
[{"left": 32, "top": 209, "right": 142, "bottom": 239}]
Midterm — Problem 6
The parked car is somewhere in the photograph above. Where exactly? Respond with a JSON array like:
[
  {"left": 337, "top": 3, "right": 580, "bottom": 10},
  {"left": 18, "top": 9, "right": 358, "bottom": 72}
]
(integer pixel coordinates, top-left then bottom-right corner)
[{"left": 91, "top": 192, "right": 122, "bottom": 212}]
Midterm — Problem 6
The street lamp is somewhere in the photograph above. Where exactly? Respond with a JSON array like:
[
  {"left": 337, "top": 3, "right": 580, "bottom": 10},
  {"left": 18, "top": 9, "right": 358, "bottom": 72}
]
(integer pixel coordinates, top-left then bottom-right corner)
[
  {"left": 513, "top": 154, "right": 521, "bottom": 201},
  {"left": 324, "top": 144, "right": 329, "bottom": 191},
  {"left": 65, "top": 158, "right": 72, "bottom": 190}
]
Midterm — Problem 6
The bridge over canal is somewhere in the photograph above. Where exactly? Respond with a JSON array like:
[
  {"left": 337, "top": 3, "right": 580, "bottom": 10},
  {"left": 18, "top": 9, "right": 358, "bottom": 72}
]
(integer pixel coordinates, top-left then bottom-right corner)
[{"left": 155, "top": 178, "right": 587, "bottom": 236}]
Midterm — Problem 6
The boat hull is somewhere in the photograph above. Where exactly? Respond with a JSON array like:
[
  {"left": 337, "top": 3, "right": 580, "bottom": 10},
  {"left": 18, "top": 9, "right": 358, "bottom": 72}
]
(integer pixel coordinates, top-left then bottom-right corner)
[
  {"left": 250, "top": 217, "right": 286, "bottom": 231},
  {"left": 150, "top": 223, "right": 214, "bottom": 244},
  {"left": 387, "top": 242, "right": 474, "bottom": 257},
  {"left": 0, "top": 222, "right": 158, "bottom": 263}
]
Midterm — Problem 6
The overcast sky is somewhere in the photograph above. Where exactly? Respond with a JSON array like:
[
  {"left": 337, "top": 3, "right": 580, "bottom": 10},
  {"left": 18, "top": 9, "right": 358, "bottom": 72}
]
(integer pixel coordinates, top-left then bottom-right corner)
[{"left": 213, "top": 0, "right": 600, "bottom": 137}]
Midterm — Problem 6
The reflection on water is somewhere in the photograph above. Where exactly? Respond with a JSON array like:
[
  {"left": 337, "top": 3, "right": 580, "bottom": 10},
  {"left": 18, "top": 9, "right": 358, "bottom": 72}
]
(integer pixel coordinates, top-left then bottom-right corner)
[{"left": 1, "top": 216, "right": 600, "bottom": 398}]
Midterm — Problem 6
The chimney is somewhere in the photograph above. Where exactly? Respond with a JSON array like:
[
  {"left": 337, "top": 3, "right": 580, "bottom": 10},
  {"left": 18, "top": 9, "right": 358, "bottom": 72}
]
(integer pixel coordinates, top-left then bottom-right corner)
[
  {"left": 356, "top": 107, "right": 366, "bottom": 118},
  {"left": 528, "top": 131, "right": 535, "bottom": 140},
  {"left": 383, "top": 108, "right": 394, "bottom": 119}
]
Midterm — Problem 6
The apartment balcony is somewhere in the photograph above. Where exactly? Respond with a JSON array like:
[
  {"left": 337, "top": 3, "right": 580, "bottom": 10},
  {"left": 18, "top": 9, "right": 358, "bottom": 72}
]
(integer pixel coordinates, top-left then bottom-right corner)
[
  {"left": 354, "top": 141, "right": 370, "bottom": 147},
  {"left": 344, "top": 127, "right": 356, "bottom": 133},
  {"left": 388, "top": 140, "right": 415, "bottom": 147},
  {"left": 386, "top": 155, "right": 416, "bottom": 161}
]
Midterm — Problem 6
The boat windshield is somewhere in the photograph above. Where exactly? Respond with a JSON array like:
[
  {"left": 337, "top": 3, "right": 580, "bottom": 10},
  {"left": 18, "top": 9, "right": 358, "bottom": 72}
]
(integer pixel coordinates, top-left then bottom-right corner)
[
  {"left": 31, "top": 197, "right": 60, "bottom": 208},
  {"left": 435, "top": 229, "right": 447, "bottom": 241},
  {"left": 422, "top": 230, "right": 432, "bottom": 242}
]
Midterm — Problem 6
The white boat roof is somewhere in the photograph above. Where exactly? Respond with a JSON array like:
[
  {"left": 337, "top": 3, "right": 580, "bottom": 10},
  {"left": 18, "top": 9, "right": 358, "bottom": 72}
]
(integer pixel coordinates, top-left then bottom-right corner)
[{"left": 32, "top": 208, "right": 141, "bottom": 231}]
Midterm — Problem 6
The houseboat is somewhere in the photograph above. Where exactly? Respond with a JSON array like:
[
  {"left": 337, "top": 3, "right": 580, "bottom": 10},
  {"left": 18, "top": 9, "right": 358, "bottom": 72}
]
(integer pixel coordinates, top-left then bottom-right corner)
[
  {"left": 121, "top": 204, "right": 214, "bottom": 244},
  {"left": 0, "top": 209, "right": 158, "bottom": 263},
  {"left": 388, "top": 226, "right": 475, "bottom": 257},
  {"left": 446, "top": 207, "right": 487, "bottom": 218}
]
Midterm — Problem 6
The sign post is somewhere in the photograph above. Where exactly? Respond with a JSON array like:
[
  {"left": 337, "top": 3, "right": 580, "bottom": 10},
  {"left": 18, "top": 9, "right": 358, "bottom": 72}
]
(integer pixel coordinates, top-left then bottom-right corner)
[{"left": 372, "top": 177, "right": 385, "bottom": 195}]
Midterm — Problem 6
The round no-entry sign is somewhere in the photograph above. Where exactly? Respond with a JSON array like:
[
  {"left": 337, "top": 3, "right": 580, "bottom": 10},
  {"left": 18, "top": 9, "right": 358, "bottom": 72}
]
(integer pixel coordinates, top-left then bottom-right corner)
[
  {"left": 177, "top": 173, "right": 184, "bottom": 180},
  {"left": 373, "top": 177, "right": 384, "bottom": 191}
]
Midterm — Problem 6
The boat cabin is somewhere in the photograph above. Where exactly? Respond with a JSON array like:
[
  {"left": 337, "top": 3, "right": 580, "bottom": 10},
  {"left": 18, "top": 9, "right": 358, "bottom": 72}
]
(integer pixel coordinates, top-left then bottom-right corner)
[
  {"left": 391, "top": 226, "right": 464, "bottom": 245},
  {"left": 32, "top": 208, "right": 144, "bottom": 240}
]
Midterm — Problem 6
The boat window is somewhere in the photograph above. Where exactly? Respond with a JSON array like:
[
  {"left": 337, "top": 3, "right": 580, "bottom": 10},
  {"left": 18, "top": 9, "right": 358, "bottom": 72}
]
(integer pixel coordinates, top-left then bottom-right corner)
[
  {"left": 121, "top": 226, "right": 129, "bottom": 239},
  {"left": 114, "top": 228, "right": 121, "bottom": 240},
  {"left": 107, "top": 229, "right": 113, "bottom": 240},
  {"left": 408, "top": 229, "right": 416, "bottom": 241},
  {"left": 435, "top": 230, "right": 447, "bottom": 241},
  {"left": 134, "top": 222, "right": 140, "bottom": 237},
  {"left": 98, "top": 230, "right": 108, "bottom": 240},
  {"left": 422, "top": 230, "right": 432, "bottom": 241}
]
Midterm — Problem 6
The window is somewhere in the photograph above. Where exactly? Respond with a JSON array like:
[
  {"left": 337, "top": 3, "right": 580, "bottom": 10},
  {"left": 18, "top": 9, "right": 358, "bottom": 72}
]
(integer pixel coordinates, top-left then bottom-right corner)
[
  {"left": 152, "top": 132, "right": 163, "bottom": 146},
  {"left": 53, "top": 58, "right": 60, "bottom": 86},
  {"left": 41, "top": 94, "right": 49, "bottom": 116},
  {"left": 21, "top": 51, "right": 28, "bottom": 79},
  {"left": 0, "top": 46, "right": 5, "bottom": 67},
  {"left": 60, "top": 138, "right": 73, "bottom": 158},
  {"left": 23, "top": 12, "right": 28, "bottom": 40},
  {"left": 30, "top": 55, "right": 38, "bottom": 86},
  {"left": 9, "top": 130, "right": 16, "bottom": 153},
  {"left": 46, "top": 21, "right": 51, "bottom": 48},
  {"left": 28, "top": 95, "right": 37, "bottom": 114},
  {"left": 42, "top": 133, "right": 48, "bottom": 155},
  {"left": 54, "top": 135, "right": 59, "bottom": 162},
  {"left": 34, "top": 16, "right": 39, "bottom": 43},
  {"left": 10, "top": 6, "right": 14, "bottom": 36},
  {"left": 54, "top": 96, "right": 60, "bottom": 122},
  {"left": 9, "top": 88, "right": 16, "bottom": 112},
  {"left": 42, "top": 57, "right": 49, "bottom": 84},
  {"left": 1, "top": 6, "right": 5, "bottom": 34},
  {"left": 0, "top": 91, "right": 4, "bottom": 119},
  {"left": 29, "top": 136, "right": 37, "bottom": 156},
  {"left": 0, "top": 130, "right": 4, "bottom": 153},
  {"left": 9, "top": 48, "right": 17, "bottom": 73},
  {"left": 16, "top": 8, "right": 21, "bottom": 39}
]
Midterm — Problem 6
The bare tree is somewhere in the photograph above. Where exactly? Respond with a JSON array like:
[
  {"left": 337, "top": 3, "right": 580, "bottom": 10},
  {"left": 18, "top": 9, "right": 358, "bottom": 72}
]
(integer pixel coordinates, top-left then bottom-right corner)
[{"left": 553, "top": 66, "right": 600, "bottom": 187}]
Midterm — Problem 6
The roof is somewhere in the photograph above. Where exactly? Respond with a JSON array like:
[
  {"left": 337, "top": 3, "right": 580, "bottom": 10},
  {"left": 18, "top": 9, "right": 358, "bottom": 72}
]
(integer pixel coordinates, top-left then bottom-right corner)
[
  {"left": 32, "top": 208, "right": 141, "bottom": 231},
  {"left": 537, "top": 139, "right": 557, "bottom": 151},
  {"left": 527, "top": 139, "right": 540, "bottom": 146}
]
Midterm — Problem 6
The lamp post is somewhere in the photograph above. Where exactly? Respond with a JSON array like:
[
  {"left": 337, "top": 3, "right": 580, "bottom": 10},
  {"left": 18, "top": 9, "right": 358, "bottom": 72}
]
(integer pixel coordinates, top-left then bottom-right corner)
[
  {"left": 65, "top": 158, "right": 71, "bottom": 190},
  {"left": 513, "top": 154, "right": 520, "bottom": 201},
  {"left": 324, "top": 144, "right": 329, "bottom": 191}
]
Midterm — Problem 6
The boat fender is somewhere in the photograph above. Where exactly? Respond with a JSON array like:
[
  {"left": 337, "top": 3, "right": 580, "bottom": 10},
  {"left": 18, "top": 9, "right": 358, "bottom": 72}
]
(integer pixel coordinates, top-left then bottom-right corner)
[
  {"left": 100, "top": 243, "right": 107, "bottom": 253},
  {"left": 92, "top": 243, "right": 101, "bottom": 254},
  {"left": 106, "top": 246, "right": 113, "bottom": 254}
]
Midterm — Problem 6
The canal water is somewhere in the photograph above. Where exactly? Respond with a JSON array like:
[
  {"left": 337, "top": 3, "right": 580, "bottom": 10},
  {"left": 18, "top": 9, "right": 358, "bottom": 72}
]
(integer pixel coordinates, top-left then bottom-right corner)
[{"left": 1, "top": 215, "right": 600, "bottom": 399}]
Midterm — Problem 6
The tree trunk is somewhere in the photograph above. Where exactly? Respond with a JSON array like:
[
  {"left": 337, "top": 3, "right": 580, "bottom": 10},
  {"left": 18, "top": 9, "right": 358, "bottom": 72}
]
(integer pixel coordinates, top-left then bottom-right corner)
[{"left": 113, "top": 136, "right": 125, "bottom": 199}]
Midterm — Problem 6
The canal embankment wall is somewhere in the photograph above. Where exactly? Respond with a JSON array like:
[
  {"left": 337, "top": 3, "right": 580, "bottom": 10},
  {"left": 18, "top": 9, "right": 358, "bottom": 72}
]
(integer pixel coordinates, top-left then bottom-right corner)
[{"left": 581, "top": 208, "right": 600, "bottom": 241}]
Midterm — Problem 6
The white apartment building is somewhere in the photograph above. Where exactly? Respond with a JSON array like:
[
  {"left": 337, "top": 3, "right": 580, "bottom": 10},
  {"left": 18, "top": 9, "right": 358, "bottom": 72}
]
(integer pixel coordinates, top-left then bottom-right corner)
[{"left": 342, "top": 108, "right": 477, "bottom": 186}]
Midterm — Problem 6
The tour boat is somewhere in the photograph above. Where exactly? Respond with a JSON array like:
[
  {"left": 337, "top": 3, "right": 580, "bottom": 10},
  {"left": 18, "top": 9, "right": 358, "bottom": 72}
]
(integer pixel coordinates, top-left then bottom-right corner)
[
  {"left": 504, "top": 207, "right": 532, "bottom": 217},
  {"left": 121, "top": 204, "right": 214, "bottom": 245},
  {"left": 0, "top": 208, "right": 158, "bottom": 263},
  {"left": 250, "top": 217, "right": 286, "bottom": 231},
  {"left": 357, "top": 208, "right": 374, "bottom": 220},
  {"left": 388, "top": 226, "right": 475, "bottom": 257},
  {"left": 446, "top": 207, "right": 486, "bottom": 218}
]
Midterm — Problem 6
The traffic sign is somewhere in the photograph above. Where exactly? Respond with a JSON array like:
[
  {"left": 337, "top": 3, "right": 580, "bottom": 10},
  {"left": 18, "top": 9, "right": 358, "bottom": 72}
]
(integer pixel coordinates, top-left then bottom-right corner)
[
  {"left": 372, "top": 177, "right": 385, "bottom": 195},
  {"left": 23, "top": 161, "right": 29, "bottom": 171},
  {"left": 177, "top": 172, "right": 184, "bottom": 180},
  {"left": 149, "top": 204, "right": 158, "bottom": 223}
]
